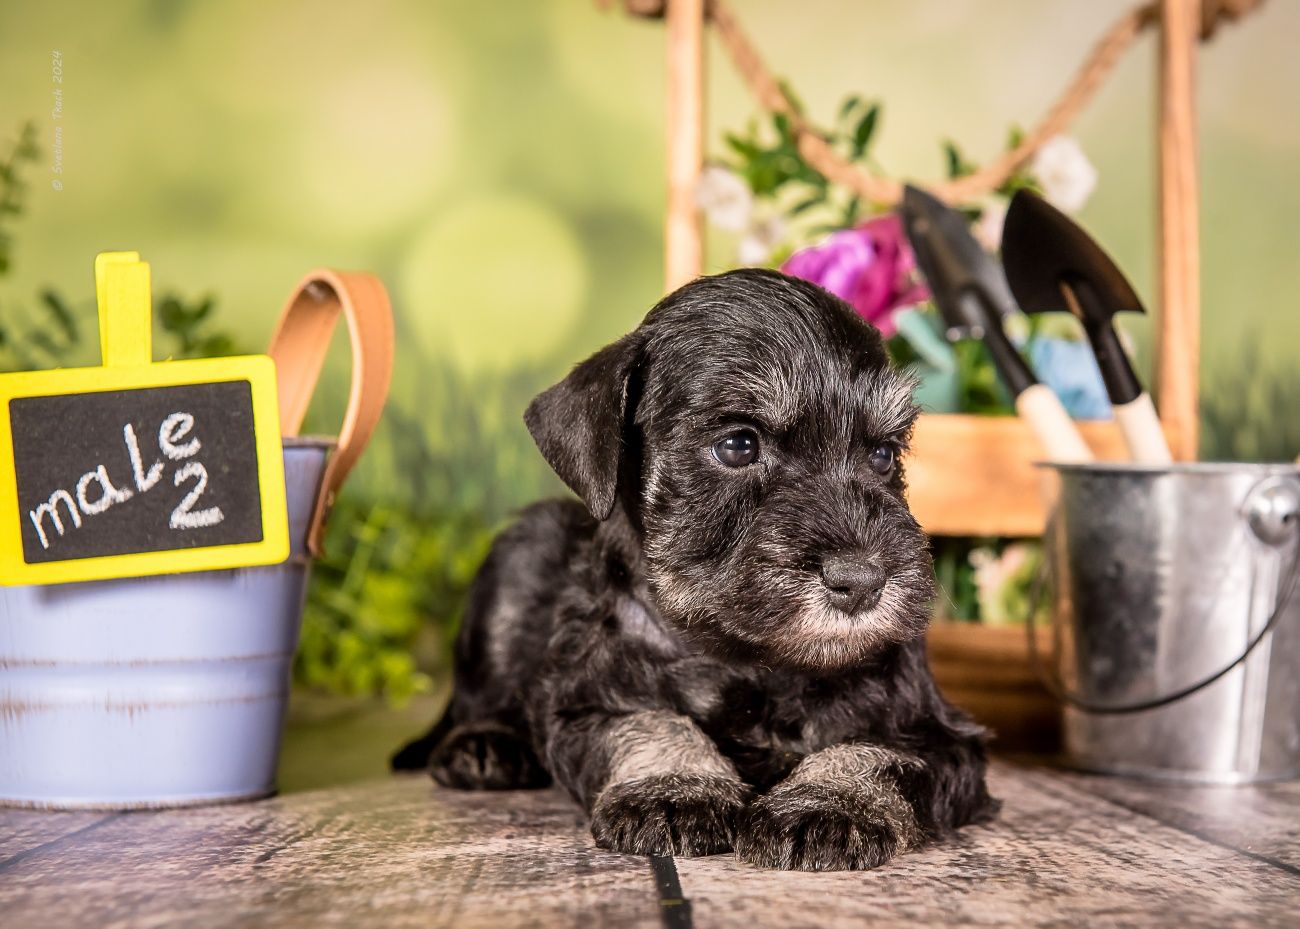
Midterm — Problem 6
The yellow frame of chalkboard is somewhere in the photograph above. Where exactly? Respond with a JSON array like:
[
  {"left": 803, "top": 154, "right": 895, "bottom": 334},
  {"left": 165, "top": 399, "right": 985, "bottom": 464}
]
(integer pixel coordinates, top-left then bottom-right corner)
[
  {"left": 0, "top": 253, "right": 289, "bottom": 586},
  {"left": 0, "top": 359, "right": 289, "bottom": 585}
]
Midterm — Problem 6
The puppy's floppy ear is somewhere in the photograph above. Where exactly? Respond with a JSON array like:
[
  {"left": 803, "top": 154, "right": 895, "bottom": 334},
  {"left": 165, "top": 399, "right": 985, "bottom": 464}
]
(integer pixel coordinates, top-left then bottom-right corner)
[{"left": 525, "top": 331, "right": 643, "bottom": 521}]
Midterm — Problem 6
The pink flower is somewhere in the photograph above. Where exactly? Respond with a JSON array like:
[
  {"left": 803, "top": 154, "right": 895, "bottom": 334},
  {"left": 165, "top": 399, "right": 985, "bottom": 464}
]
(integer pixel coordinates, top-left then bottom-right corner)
[{"left": 780, "top": 214, "right": 928, "bottom": 338}]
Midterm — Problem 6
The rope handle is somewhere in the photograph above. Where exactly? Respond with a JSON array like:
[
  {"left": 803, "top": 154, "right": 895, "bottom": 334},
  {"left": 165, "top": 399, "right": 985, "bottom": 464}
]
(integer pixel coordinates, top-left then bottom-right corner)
[
  {"left": 1026, "top": 483, "right": 1300, "bottom": 715},
  {"left": 267, "top": 270, "right": 395, "bottom": 557}
]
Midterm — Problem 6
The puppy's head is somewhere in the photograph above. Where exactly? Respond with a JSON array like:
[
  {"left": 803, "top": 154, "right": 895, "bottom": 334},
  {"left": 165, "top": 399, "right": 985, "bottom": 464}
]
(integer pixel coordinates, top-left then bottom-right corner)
[{"left": 526, "top": 268, "right": 933, "bottom": 671}]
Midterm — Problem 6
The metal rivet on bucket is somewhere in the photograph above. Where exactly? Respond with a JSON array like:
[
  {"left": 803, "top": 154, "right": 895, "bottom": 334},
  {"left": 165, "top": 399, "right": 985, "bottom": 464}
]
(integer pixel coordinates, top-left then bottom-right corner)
[{"left": 1245, "top": 476, "right": 1300, "bottom": 546}]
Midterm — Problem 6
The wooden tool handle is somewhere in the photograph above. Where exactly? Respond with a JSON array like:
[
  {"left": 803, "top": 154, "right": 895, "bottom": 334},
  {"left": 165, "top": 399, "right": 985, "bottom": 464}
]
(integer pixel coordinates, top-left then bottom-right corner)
[
  {"left": 1014, "top": 384, "right": 1094, "bottom": 464},
  {"left": 267, "top": 270, "right": 395, "bottom": 556},
  {"left": 1113, "top": 392, "right": 1174, "bottom": 463}
]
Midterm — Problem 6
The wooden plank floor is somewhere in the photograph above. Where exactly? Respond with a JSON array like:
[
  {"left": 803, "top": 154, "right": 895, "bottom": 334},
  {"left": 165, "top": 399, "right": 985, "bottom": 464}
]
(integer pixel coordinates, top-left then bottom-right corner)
[{"left": 2, "top": 759, "right": 1297, "bottom": 929}]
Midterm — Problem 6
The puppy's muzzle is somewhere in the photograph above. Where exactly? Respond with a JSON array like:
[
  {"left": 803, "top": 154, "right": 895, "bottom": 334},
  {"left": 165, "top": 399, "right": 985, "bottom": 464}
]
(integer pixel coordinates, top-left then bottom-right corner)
[{"left": 821, "top": 551, "right": 888, "bottom": 614}]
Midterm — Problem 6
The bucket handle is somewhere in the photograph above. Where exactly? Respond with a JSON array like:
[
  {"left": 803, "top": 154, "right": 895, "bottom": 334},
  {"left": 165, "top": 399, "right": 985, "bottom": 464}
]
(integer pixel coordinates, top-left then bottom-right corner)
[
  {"left": 267, "top": 270, "right": 395, "bottom": 557},
  {"left": 1027, "top": 477, "right": 1300, "bottom": 715}
]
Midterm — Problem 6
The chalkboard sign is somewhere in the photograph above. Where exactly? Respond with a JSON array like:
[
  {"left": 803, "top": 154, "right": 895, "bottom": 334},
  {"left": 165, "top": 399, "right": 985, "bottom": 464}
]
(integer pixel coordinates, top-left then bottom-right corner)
[
  {"left": 12, "top": 380, "right": 265, "bottom": 562},
  {"left": 0, "top": 359, "right": 289, "bottom": 585},
  {"left": 0, "top": 252, "right": 288, "bottom": 586}
]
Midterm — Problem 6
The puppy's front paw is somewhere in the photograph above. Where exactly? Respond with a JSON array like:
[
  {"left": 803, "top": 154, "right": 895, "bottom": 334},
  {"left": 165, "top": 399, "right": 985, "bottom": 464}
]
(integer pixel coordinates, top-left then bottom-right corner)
[
  {"left": 591, "top": 773, "right": 750, "bottom": 857},
  {"left": 736, "top": 782, "right": 919, "bottom": 871},
  {"left": 431, "top": 724, "right": 551, "bottom": 790}
]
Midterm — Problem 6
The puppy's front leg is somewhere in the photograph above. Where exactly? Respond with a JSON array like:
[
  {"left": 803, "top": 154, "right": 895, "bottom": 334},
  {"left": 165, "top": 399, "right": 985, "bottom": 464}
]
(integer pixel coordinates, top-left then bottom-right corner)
[
  {"left": 552, "top": 710, "right": 751, "bottom": 857},
  {"left": 736, "top": 743, "right": 925, "bottom": 871}
]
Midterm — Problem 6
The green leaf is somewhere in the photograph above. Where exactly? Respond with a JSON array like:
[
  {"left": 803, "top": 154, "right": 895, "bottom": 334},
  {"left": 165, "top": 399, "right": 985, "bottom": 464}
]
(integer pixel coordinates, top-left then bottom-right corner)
[
  {"left": 772, "top": 112, "right": 792, "bottom": 145},
  {"left": 154, "top": 292, "right": 240, "bottom": 359},
  {"left": 724, "top": 132, "right": 760, "bottom": 161},
  {"left": 842, "top": 195, "right": 861, "bottom": 227},
  {"left": 191, "top": 295, "right": 215, "bottom": 323},
  {"left": 776, "top": 78, "right": 805, "bottom": 116},
  {"left": 943, "top": 140, "right": 978, "bottom": 180},
  {"left": 851, "top": 104, "right": 880, "bottom": 159},
  {"left": 789, "top": 195, "right": 824, "bottom": 216},
  {"left": 158, "top": 295, "right": 189, "bottom": 331},
  {"left": 943, "top": 141, "right": 962, "bottom": 178},
  {"left": 744, "top": 159, "right": 781, "bottom": 197},
  {"left": 996, "top": 169, "right": 1039, "bottom": 199},
  {"left": 197, "top": 334, "right": 236, "bottom": 358},
  {"left": 17, "top": 122, "right": 39, "bottom": 160},
  {"left": 39, "top": 289, "right": 77, "bottom": 343},
  {"left": 27, "top": 329, "right": 62, "bottom": 358},
  {"left": 793, "top": 159, "right": 826, "bottom": 188},
  {"left": 838, "top": 95, "right": 863, "bottom": 121}
]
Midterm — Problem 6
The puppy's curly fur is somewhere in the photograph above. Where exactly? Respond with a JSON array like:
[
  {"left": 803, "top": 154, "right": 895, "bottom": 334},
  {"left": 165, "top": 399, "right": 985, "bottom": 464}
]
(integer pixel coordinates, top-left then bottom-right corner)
[{"left": 394, "top": 269, "right": 997, "bottom": 870}]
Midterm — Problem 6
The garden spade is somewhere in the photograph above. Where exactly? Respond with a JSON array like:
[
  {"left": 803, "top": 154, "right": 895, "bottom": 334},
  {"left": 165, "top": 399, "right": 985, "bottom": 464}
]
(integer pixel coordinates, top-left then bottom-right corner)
[
  {"left": 900, "top": 185, "right": 1092, "bottom": 463},
  {"left": 1001, "top": 190, "right": 1172, "bottom": 463}
]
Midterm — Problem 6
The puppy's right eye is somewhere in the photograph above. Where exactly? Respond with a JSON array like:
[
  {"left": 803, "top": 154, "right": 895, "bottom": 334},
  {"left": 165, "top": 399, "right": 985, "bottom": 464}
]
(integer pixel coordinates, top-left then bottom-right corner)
[{"left": 713, "top": 430, "right": 760, "bottom": 468}]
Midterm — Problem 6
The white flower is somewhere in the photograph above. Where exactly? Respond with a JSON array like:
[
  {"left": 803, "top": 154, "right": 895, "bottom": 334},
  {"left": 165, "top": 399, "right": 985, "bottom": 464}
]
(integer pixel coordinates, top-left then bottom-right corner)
[
  {"left": 695, "top": 165, "right": 753, "bottom": 232},
  {"left": 1030, "top": 135, "right": 1098, "bottom": 214},
  {"left": 969, "top": 547, "right": 1000, "bottom": 600},
  {"left": 970, "top": 543, "right": 1033, "bottom": 624},
  {"left": 736, "top": 214, "right": 785, "bottom": 266},
  {"left": 972, "top": 199, "right": 1007, "bottom": 252}
]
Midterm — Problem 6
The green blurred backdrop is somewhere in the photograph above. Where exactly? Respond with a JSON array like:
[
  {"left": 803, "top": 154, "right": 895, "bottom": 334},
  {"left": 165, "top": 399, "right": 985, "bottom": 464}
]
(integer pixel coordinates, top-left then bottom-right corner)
[
  {"left": 1, "top": 0, "right": 1297, "bottom": 703},
  {"left": 4, "top": 0, "right": 1299, "bottom": 486}
]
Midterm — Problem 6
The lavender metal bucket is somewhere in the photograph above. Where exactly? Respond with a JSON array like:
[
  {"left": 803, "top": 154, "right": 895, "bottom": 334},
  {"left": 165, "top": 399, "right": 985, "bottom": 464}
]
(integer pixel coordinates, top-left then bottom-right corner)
[{"left": 0, "top": 438, "right": 331, "bottom": 809}]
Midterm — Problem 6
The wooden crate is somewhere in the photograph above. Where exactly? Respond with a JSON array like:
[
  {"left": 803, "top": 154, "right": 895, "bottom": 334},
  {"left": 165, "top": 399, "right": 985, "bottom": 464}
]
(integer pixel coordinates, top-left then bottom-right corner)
[
  {"left": 908, "top": 413, "right": 1132, "bottom": 537},
  {"left": 926, "top": 621, "right": 1060, "bottom": 752}
]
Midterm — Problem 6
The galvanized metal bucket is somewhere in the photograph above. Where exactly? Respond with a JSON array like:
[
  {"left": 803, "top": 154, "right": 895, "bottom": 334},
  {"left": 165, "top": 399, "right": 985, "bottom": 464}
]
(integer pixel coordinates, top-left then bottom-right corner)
[
  {"left": 1040, "top": 462, "right": 1300, "bottom": 784},
  {"left": 0, "top": 269, "right": 393, "bottom": 809}
]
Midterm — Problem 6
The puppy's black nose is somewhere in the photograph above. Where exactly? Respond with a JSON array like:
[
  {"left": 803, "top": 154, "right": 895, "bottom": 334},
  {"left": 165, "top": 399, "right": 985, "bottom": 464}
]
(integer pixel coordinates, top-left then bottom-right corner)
[{"left": 821, "top": 552, "right": 887, "bottom": 614}]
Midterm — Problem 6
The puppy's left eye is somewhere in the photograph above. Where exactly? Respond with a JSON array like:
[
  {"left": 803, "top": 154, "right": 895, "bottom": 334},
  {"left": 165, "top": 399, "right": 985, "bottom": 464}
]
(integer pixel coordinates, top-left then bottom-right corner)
[
  {"left": 868, "top": 444, "right": 896, "bottom": 475},
  {"left": 713, "top": 430, "right": 760, "bottom": 468}
]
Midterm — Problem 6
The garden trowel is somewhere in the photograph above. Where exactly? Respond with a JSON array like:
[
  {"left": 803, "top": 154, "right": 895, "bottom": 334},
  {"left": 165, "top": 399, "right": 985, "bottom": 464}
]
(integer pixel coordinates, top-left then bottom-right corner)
[
  {"left": 1001, "top": 190, "right": 1172, "bottom": 463},
  {"left": 900, "top": 185, "right": 1093, "bottom": 463}
]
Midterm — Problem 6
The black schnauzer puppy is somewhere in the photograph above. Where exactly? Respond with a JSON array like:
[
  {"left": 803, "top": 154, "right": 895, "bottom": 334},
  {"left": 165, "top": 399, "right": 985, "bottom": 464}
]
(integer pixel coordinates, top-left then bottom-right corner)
[{"left": 394, "top": 268, "right": 996, "bottom": 870}]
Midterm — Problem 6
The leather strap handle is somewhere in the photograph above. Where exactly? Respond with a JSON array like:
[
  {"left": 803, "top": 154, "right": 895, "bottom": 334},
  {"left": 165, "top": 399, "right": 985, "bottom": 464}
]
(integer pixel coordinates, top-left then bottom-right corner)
[{"left": 267, "top": 269, "right": 394, "bottom": 556}]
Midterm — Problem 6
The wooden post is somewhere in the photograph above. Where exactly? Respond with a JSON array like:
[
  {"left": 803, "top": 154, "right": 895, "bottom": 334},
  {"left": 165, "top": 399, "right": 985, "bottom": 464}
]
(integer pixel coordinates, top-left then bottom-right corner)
[
  {"left": 1155, "top": 0, "right": 1201, "bottom": 460},
  {"left": 664, "top": 0, "right": 705, "bottom": 292}
]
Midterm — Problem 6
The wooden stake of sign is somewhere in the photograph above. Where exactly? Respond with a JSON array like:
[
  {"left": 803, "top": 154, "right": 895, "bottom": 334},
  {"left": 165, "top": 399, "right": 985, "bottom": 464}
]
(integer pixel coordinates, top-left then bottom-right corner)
[
  {"left": 0, "top": 253, "right": 289, "bottom": 586},
  {"left": 1155, "top": 0, "right": 1201, "bottom": 461},
  {"left": 664, "top": 0, "right": 705, "bottom": 292}
]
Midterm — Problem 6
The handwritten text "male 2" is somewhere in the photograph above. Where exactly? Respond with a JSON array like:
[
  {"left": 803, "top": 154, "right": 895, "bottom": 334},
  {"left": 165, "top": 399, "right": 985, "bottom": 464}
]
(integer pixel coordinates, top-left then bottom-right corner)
[{"left": 29, "top": 412, "right": 224, "bottom": 549}]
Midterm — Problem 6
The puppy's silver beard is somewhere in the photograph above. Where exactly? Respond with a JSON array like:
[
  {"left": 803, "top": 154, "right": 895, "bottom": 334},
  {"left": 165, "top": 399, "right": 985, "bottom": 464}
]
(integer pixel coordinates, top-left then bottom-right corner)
[
  {"left": 646, "top": 563, "right": 931, "bottom": 671},
  {"left": 781, "top": 569, "right": 930, "bottom": 670}
]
